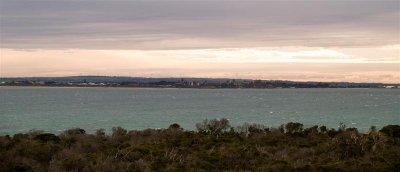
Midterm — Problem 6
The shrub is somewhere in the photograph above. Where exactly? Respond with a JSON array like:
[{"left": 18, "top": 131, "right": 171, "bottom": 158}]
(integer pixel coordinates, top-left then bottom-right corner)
[
  {"left": 61, "top": 154, "right": 86, "bottom": 171},
  {"left": 380, "top": 125, "right": 400, "bottom": 137},
  {"left": 327, "top": 128, "right": 339, "bottom": 137},
  {"left": 168, "top": 123, "right": 182, "bottom": 130},
  {"left": 34, "top": 133, "right": 60, "bottom": 143},
  {"left": 196, "top": 118, "right": 230, "bottom": 134},
  {"left": 112, "top": 127, "right": 127, "bottom": 137},
  {"left": 319, "top": 126, "right": 327, "bottom": 133},
  {"left": 303, "top": 125, "right": 318, "bottom": 135},
  {"left": 285, "top": 122, "right": 303, "bottom": 134},
  {"left": 333, "top": 132, "right": 365, "bottom": 159},
  {"left": 236, "top": 123, "right": 266, "bottom": 135},
  {"left": 2, "top": 162, "right": 33, "bottom": 172},
  {"left": 64, "top": 128, "right": 86, "bottom": 135},
  {"left": 1, "top": 120, "right": 399, "bottom": 171},
  {"left": 95, "top": 129, "right": 106, "bottom": 137}
]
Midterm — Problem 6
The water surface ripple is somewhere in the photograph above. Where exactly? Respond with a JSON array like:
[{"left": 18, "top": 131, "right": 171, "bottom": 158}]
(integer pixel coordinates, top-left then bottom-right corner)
[{"left": 0, "top": 87, "right": 399, "bottom": 134}]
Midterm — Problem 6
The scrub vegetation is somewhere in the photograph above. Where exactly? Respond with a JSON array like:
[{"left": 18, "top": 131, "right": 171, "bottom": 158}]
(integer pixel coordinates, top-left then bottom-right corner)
[{"left": 1, "top": 119, "right": 399, "bottom": 172}]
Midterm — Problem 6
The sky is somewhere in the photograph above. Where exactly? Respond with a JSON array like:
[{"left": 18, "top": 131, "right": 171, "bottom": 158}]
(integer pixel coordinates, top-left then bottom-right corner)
[{"left": 0, "top": 0, "right": 399, "bottom": 83}]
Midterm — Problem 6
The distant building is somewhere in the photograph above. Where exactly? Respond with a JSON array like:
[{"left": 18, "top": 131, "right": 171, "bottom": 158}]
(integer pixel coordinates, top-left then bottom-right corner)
[{"left": 384, "top": 86, "right": 395, "bottom": 89}]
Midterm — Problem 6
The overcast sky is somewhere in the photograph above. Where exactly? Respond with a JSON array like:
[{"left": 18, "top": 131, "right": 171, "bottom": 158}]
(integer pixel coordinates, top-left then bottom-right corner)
[{"left": 0, "top": 0, "right": 399, "bottom": 83}]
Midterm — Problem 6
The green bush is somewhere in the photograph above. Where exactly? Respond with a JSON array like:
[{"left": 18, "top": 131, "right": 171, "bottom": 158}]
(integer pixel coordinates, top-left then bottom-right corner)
[
  {"left": 34, "top": 133, "right": 60, "bottom": 143},
  {"left": 0, "top": 120, "right": 399, "bottom": 171},
  {"left": 380, "top": 125, "right": 400, "bottom": 137},
  {"left": 196, "top": 118, "right": 230, "bottom": 134}
]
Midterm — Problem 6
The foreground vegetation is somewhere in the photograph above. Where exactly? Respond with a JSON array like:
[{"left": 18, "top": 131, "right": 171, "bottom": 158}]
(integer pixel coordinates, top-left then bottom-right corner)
[{"left": 1, "top": 119, "right": 399, "bottom": 172}]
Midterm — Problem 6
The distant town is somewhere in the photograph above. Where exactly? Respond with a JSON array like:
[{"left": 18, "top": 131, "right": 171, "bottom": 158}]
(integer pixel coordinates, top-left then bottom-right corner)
[{"left": 0, "top": 76, "right": 399, "bottom": 89}]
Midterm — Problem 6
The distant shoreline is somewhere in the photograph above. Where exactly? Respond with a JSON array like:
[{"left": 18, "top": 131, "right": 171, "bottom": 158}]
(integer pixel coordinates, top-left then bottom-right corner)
[
  {"left": 1, "top": 76, "right": 398, "bottom": 89},
  {"left": 1, "top": 85, "right": 398, "bottom": 89}
]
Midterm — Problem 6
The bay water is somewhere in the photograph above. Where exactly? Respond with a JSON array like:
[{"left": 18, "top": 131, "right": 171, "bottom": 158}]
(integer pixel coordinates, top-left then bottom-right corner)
[{"left": 0, "top": 87, "right": 399, "bottom": 135}]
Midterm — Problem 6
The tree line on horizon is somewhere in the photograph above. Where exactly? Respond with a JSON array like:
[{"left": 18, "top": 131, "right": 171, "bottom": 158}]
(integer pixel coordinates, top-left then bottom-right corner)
[{"left": 2, "top": 76, "right": 396, "bottom": 88}]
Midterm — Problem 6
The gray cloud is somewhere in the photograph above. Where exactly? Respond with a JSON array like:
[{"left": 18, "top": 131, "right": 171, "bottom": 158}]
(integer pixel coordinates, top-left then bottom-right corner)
[{"left": 0, "top": 0, "right": 399, "bottom": 50}]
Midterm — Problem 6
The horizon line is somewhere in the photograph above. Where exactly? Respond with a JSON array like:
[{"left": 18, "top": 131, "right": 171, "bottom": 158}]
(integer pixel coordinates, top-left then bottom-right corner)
[{"left": 1, "top": 75, "right": 398, "bottom": 84}]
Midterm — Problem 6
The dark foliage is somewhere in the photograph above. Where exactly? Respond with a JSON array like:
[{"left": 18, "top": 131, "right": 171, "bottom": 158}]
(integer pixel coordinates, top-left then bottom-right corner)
[
  {"left": 34, "top": 133, "right": 60, "bottom": 143},
  {"left": 284, "top": 122, "right": 303, "bottom": 134},
  {"left": 380, "top": 125, "right": 400, "bottom": 138},
  {"left": 0, "top": 120, "right": 399, "bottom": 172},
  {"left": 168, "top": 123, "right": 182, "bottom": 130},
  {"left": 196, "top": 118, "right": 231, "bottom": 134}
]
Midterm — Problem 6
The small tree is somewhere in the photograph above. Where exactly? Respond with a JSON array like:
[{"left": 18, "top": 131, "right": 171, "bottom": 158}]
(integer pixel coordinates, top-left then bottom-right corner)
[
  {"left": 338, "top": 122, "right": 346, "bottom": 132},
  {"left": 95, "top": 129, "right": 106, "bottom": 137},
  {"left": 369, "top": 126, "right": 377, "bottom": 133},
  {"left": 319, "top": 126, "right": 327, "bottom": 133},
  {"left": 196, "top": 118, "right": 230, "bottom": 134},
  {"left": 380, "top": 125, "right": 400, "bottom": 137},
  {"left": 64, "top": 128, "right": 86, "bottom": 135},
  {"left": 236, "top": 123, "right": 265, "bottom": 135},
  {"left": 168, "top": 123, "right": 182, "bottom": 130},
  {"left": 112, "top": 127, "right": 127, "bottom": 137},
  {"left": 285, "top": 122, "right": 303, "bottom": 134},
  {"left": 303, "top": 125, "right": 318, "bottom": 135}
]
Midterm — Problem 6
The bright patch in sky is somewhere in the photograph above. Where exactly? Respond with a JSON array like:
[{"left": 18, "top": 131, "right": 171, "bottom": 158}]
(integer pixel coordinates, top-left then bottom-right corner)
[
  {"left": 0, "top": 1, "right": 399, "bottom": 83},
  {"left": 1, "top": 46, "right": 399, "bottom": 83}
]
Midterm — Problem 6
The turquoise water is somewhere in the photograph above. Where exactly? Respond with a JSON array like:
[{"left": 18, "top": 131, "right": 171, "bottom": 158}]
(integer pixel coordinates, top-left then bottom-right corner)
[{"left": 0, "top": 87, "right": 399, "bottom": 134}]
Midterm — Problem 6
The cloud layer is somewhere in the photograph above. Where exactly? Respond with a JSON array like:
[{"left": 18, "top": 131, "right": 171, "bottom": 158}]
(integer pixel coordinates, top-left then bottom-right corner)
[
  {"left": 1, "top": 1, "right": 398, "bottom": 49},
  {"left": 0, "top": 0, "right": 399, "bottom": 82},
  {"left": 1, "top": 48, "right": 399, "bottom": 83}
]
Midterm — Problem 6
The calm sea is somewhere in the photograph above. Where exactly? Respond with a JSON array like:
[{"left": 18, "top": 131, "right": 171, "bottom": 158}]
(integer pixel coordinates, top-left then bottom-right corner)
[{"left": 0, "top": 87, "right": 399, "bottom": 135}]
